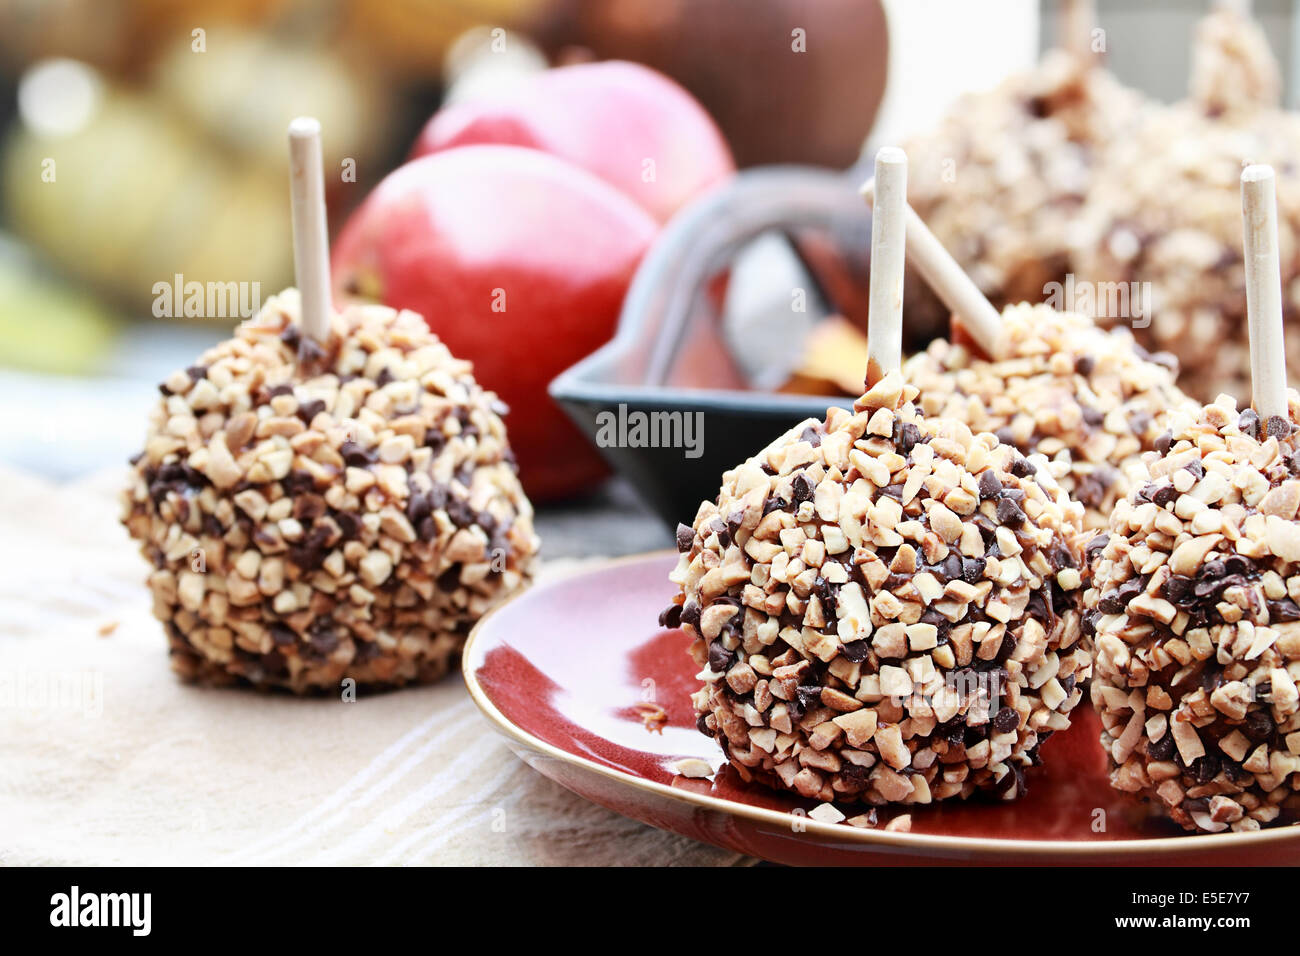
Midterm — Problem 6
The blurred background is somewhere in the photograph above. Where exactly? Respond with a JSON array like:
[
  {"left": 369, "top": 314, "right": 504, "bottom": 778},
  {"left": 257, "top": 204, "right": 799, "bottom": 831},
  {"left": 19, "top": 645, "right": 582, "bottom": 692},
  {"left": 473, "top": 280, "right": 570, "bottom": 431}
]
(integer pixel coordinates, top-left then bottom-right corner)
[{"left": 0, "top": 0, "right": 1292, "bottom": 490}]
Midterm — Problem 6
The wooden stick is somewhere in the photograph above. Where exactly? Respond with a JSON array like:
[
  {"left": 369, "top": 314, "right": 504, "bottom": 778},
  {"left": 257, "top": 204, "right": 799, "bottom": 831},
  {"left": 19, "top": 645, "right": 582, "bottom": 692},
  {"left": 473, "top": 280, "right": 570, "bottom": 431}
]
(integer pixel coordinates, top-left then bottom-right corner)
[
  {"left": 1061, "top": 0, "right": 1097, "bottom": 61},
  {"left": 860, "top": 179, "right": 1004, "bottom": 358},
  {"left": 1242, "top": 164, "right": 1288, "bottom": 420},
  {"left": 866, "top": 147, "right": 907, "bottom": 385},
  {"left": 288, "top": 116, "right": 331, "bottom": 345}
]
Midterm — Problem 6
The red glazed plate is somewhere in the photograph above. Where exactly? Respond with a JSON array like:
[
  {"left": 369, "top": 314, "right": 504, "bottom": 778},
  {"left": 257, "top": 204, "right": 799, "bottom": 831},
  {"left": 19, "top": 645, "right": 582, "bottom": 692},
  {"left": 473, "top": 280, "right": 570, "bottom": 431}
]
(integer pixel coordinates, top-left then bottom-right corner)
[{"left": 463, "top": 551, "right": 1300, "bottom": 865}]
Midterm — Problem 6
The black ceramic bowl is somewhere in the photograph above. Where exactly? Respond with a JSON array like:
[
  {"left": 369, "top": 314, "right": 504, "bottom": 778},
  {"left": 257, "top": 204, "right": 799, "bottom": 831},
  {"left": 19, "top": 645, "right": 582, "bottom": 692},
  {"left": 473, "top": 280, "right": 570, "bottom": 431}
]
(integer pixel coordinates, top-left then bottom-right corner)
[{"left": 550, "top": 166, "right": 872, "bottom": 529}]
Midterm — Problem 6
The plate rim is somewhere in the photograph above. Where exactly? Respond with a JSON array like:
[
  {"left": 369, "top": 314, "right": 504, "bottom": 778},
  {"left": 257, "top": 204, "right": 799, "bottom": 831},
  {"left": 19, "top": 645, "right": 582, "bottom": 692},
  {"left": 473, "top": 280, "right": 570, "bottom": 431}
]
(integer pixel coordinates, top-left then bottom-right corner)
[{"left": 462, "top": 549, "right": 1300, "bottom": 860}]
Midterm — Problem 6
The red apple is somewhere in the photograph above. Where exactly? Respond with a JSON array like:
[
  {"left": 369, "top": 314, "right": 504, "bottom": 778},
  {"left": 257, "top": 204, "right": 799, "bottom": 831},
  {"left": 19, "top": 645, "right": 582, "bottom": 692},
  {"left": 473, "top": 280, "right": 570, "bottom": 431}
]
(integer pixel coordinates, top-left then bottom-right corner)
[
  {"left": 332, "top": 145, "right": 658, "bottom": 501},
  {"left": 411, "top": 60, "right": 734, "bottom": 224}
]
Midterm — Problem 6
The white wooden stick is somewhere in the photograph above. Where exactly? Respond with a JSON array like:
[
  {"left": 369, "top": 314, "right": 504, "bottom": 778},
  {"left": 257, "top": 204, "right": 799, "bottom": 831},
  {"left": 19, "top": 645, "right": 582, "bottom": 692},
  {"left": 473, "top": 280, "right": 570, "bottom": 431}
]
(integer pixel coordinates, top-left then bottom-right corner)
[
  {"left": 288, "top": 116, "right": 331, "bottom": 345},
  {"left": 860, "top": 178, "right": 1003, "bottom": 358},
  {"left": 1242, "top": 164, "right": 1288, "bottom": 420},
  {"left": 1061, "top": 0, "right": 1097, "bottom": 60},
  {"left": 867, "top": 147, "right": 907, "bottom": 385}
]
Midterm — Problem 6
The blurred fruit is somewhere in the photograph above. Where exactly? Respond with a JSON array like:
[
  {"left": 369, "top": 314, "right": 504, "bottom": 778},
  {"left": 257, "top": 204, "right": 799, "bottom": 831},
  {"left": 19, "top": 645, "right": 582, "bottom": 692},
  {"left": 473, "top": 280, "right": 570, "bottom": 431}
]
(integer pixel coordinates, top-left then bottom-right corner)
[
  {"left": 0, "top": 0, "right": 291, "bottom": 77},
  {"left": 341, "top": 0, "right": 552, "bottom": 78},
  {"left": 2, "top": 63, "right": 293, "bottom": 312},
  {"left": 776, "top": 315, "right": 870, "bottom": 396},
  {"left": 413, "top": 60, "right": 734, "bottom": 223},
  {"left": 537, "top": 0, "right": 888, "bottom": 168},
  {"left": 152, "top": 28, "right": 387, "bottom": 176},
  {"left": 0, "top": 234, "right": 117, "bottom": 375},
  {"left": 332, "top": 145, "right": 658, "bottom": 500}
]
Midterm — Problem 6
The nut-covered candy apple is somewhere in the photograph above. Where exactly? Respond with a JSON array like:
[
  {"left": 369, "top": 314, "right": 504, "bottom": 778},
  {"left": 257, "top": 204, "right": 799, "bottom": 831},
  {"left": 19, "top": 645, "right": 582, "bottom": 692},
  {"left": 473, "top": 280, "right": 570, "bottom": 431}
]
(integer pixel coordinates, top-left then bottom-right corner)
[
  {"left": 122, "top": 119, "right": 539, "bottom": 691},
  {"left": 122, "top": 292, "right": 538, "bottom": 690},
  {"left": 1088, "top": 166, "right": 1300, "bottom": 832},
  {"left": 663, "top": 151, "right": 1091, "bottom": 809}
]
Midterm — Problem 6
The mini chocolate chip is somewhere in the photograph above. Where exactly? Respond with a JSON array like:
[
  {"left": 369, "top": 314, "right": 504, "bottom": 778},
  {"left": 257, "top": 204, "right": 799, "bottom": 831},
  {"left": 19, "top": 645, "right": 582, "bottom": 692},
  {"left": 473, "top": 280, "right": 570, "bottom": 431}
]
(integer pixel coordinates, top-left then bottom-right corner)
[
  {"left": 707, "top": 642, "right": 735, "bottom": 672},
  {"left": 992, "top": 707, "right": 1019, "bottom": 734},
  {"left": 270, "top": 625, "right": 296, "bottom": 646},
  {"left": 297, "top": 336, "right": 327, "bottom": 369},
  {"left": 675, "top": 523, "right": 694, "bottom": 553},
  {"left": 1151, "top": 484, "right": 1177, "bottom": 509},
  {"left": 334, "top": 510, "right": 362, "bottom": 540},
  {"left": 1084, "top": 533, "right": 1109, "bottom": 564},
  {"left": 814, "top": 576, "right": 840, "bottom": 616},
  {"left": 1074, "top": 355, "right": 1096, "bottom": 376},
  {"left": 1222, "top": 760, "right": 1248, "bottom": 784},
  {"left": 1154, "top": 431, "right": 1173, "bottom": 455},
  {"left": 1164, "top": 574, "right": 1197, "bottom": 608},
  {"left": 1223, "top": 554, "right": 1254, "bottom": 577},
  {"left": 796, "top": 684, "right": 823, "bottom": 708},
  {"left": 841, "top": 639, "right": 869, "bottom": 663},
  {"left": 892, "top": 420, "right": 921, "bottom": 455},
  {"left": 1266, "top": 415, "right": 1293, "bottom": 440},
  {"left": 1183, "top": 459, "right": 1204, "bottom": 480},
  {"left": 1268, "top": 598, "right": 1300, "bottom": 622},
  {"left": 993, "top": 762, "right": 1026, "bottom": 798},
  {"left": 1097, "top": 590, "right": 1127, "bottom": 615},
  {"left": 1080, "top": 405, "right": 1104, "bottom": 427},
  {"left": 447, "top": 497, "right": 475, "bottom": 528},
  {"left": 1008, "top": 457, "right": 1033, "bottom": 479},
  {"left": 978, "top": 470, "right": 1002, "bottom": 500},
  {"left": 1074, "top": 473, "right": 1106, "bottom": 510},
  {"left": 1239, "top": 408, "right": 1261, "bottom": 439},
  {"left": 340, "top": 440, "right": 376, "bottom": 466},
  {"left": 798, "top": 425, "right": 823, "bottom": 448},
  {"left": 185, "top": 364, "right": 208, "bottom": 381},
  {"left": 1191, "top": 754, "right": 1220, "bottom": 786},
  {"left": 376, "top": 367, "right": 394, "bottom": 388},
  {"left": 961, "top": 556, "right": 986, "bottom": 584},
  {"left": 280, "top": 324, "right": 301, "bottom": 348},
  {"left": 879, "top": 483, "right": 905, "bottom": 500},
  {"left": 1082, "top": 609, "right": 1100, "bottom": 636},
  {"left": 1146, "top": 734, "right": 1175, "bottom": 762},
  {"left": 791, "top": 472, "right": 814, "bottom": 504},
  {"left": 1244, "top": 708, "right": 1275, "bottom": 742},
  {"left": 433, "top": 563, "right": 461, "bottom": 592},
  {"left": 296, "top": 398, "right": 326, "bottom": 424},
  {"left": 1128, "top": 411, "right": 1153, "bottom": 435},
  {"left": 838, "top": 763, "right": 870, "bottom": 788},
  {"left": 696, "top": 713, "right": 715, "bottom": 737},
  {"left": 762, "top": 495, "right": 790, "bottom": 516},
  {"left": 995, "top": 498, "right": 1025, "bottom": 526},
  {"left": 990, "top": 635, "right": 1015, "bottom": 664},
  {"left": 1026, "top": 589, "right": 1054, "bottom": 625},
  {"left": 681, "top": 602, "right": 702, "bottom": 629}
]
